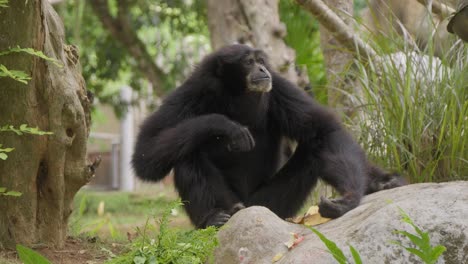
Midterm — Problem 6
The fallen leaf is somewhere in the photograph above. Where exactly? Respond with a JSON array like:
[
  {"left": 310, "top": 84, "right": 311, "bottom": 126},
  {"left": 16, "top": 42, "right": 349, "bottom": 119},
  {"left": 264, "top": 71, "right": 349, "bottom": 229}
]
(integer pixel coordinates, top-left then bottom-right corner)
[
  {"left": 302, "top": 206, "right": 331, "bottom": 226},
  {"left": 284, "top": 238, "right": 294, "bottom": 249},
  {"left": 272, "top": 253, "right": 284, "bottom": 262},
  {"left": 97, "top": 201, "right": 105, "bottom": 216},
  {"left": 286, "top": 215, "right": 304, "bottom": 224},
  {"left": 284, "top": 232, "right": 305, "bottom": 250}
]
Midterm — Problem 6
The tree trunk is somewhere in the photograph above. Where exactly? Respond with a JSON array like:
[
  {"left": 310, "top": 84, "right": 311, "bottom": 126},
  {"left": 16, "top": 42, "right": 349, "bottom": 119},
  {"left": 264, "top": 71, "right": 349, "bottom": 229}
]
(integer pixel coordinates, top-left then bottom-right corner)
[
  {"left": 206, "top": 0, "right": 309, "bottom": 88},
  {"left": 318, "top": 0, "right": 354, "bottom": 110},
  {"left": 0, "top": 1, "right": 92, "bottom": 248}
]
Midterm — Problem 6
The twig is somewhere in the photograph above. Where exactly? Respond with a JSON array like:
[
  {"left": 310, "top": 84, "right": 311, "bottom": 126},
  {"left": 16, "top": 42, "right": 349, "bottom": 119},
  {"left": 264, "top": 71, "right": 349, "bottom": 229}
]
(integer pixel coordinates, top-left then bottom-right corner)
[
  {"left": 415, "top": 0, "right": 455, "bottom": 18},
  {"left": 295, "top": 0, "right": 377, "bottom": 60}
]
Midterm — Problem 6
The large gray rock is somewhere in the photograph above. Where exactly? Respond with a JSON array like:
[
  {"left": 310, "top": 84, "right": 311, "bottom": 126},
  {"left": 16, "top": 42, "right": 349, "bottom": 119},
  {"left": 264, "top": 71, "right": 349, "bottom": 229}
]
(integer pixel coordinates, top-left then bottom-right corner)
[{"left": 215, "top": 182, "right": 468, "bottom": 263}]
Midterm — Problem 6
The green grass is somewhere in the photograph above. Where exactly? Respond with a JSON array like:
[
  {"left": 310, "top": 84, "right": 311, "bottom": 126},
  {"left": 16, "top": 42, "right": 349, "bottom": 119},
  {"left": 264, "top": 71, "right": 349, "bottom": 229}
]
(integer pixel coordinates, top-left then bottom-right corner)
[
  {"left": 106, "top": 201, "right": 218, "bottom": 264},
  {"left": 347, "top": 36, "right": 467, "bottom": 183},
  {"left": 69, "top": 188, "right": 191, "bottom": 240}
]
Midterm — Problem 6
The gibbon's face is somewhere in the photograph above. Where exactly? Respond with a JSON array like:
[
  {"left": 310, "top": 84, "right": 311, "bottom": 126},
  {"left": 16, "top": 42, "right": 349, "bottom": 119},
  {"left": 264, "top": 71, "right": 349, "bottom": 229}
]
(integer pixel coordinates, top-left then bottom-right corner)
[{"left": 241, "top": 50, "right": 272, "bottom": 93}]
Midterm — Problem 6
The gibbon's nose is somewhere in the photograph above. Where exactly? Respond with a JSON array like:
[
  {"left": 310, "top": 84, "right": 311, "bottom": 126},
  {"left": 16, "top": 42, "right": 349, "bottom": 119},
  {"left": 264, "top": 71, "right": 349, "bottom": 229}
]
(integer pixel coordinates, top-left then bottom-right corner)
[{"left": 253, "top": 65, "right": 270, "bottom": 80}]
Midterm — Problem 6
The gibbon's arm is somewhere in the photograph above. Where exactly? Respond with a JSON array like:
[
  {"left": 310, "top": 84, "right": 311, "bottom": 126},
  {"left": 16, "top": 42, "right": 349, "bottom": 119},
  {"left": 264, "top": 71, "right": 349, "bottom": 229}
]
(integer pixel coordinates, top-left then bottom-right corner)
[{"left": 132, "top": 113, "right": 251, "bottom": 182}]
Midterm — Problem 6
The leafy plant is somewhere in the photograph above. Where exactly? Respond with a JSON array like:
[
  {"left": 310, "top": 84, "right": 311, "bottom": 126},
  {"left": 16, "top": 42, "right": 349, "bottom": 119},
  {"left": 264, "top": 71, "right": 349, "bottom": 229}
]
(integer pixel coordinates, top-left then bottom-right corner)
[
  {"left": 107, "top": 201, "right": 219, "bottom": 264},
  {"left": 0, "top": 64, "right": 31, "bottom": 84},
  {"left": 0, "top": 124, "right": 53, "bottom": 136},
  {"left": 350, "top": 38, "right": 467, "bottom": 182},
  {"left": 309, "top": 208, "right": 446, "bottom": 264},
  {"left": 0, "top": 46, "right": 62, "bottom": 84},
  {"left": 392, "top": 208, "right": 446, "bottom": 264},
  {"left": 57, "top": 0, "right": 209, "bottom": 115},
  {"left": 0, "top": 46, "right": 62, "bottom": 67},
  {"left": 69, "top": 194, "right": 122, "bottom": 239},
  {"left": 0, "top": 124, "right": 53, "bottom": 160},
  {"left": 0, "top": 144, "right": 14, "bottom": 160},
  {"left": 309, "top": 227, "right": 362, "bottom": 264},
  {"left": 16, "top": 244, "right": 52, "bottom": 264}
]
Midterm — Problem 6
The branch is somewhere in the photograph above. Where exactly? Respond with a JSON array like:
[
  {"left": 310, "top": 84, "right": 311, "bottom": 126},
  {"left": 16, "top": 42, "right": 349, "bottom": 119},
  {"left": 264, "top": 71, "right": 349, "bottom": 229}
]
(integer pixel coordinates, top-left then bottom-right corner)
[
  {"left": 415, "top": 0, "right": 455, "bottom": 18},
  {"left": 89, "top": 0, "right": 165, "bottom": 95},
  {"left": 295, "top": 0, "right": 377, "bottom": 60}
]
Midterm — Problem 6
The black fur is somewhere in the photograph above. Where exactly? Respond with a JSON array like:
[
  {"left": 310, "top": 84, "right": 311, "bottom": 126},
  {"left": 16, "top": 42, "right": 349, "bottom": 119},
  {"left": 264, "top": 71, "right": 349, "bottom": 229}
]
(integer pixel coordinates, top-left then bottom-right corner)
[{"left": 132, "top": 44, "right": 405, "bottom": 228}]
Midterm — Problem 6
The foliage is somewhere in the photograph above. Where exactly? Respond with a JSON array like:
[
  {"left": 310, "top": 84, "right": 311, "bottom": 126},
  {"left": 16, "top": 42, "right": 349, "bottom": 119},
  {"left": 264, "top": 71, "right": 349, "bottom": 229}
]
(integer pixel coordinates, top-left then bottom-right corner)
[
  {"left": 391, "top": 208, "right": 446, "bottom": 264},
  {"left": 354, "top": 0, "right": 368, "bottom": 12},
  {"left": 0, "top": 124, "right": 54, "bottom": 136},
  {"left": 310, "top": 209, "right": 445, "bottom": 263},
  {"left": 69, "top": 190, "right": 188, "bottom": 240},
  {"left": 16, "top": 245, "right": 52, "bottom": 264},
  {"left": 0, "top": 187, "right": 21, "bottom": 197},
  {"left": 70, "top": 192, "right": 128, "bottom": 239},
  {"left": 309, "top": 227, "right": 362, "bottom": 264},
  {"left": 57, "top": 0, "right": 209, "bottom": 113},
  {"left": 0, "top": 125, "right": 53, "bottom": 160},
  {"left": 349, "top": 38, "right": 468, "bottom": 182},
  {"left": 0, "top": 0, "right": 7, "bottom": 8},
  {"left": 0, "top": 46, "right": 62, "bottom": 67},
  {"left": 279, "top": 0, "right": 327, "bottom": 103},
  {"left": 0, "top": 64, "right": 31, "bottom": 84},
  {"left": 0, "top": 144, "right": 14, "bottom": 161},
  {"left": 0, "top": 46, "right": 62, "bottom": 84},
  {"left": 107, "top": 201, "right": 218, "bottom": 264}
]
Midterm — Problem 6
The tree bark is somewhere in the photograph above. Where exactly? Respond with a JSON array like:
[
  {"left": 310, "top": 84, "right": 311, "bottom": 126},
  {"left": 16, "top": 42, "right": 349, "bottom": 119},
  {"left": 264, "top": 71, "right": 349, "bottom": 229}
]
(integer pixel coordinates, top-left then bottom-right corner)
[
  {"left": 89, "top": 0, "right": 165, "bottom": 95},
  {"left": 0, "top": 1, "right": 93, "bottom": 248},
  {"left": 206, "top": 0, "right": 309, "bottom": 89}
]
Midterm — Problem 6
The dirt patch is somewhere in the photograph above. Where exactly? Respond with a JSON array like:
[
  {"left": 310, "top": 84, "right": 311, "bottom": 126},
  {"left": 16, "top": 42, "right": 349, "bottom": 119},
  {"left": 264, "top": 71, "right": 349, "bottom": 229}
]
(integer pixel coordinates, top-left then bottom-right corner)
[{"left": 0, "top": 237, "right": 125, "bottom": 264}]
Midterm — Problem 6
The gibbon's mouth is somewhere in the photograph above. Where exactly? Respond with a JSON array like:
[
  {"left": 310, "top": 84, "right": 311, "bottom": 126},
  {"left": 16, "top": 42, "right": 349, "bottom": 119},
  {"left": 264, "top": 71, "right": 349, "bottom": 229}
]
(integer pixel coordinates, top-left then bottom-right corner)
[{"left": 252, "top": 77, "right": 271, "bottom": 83}]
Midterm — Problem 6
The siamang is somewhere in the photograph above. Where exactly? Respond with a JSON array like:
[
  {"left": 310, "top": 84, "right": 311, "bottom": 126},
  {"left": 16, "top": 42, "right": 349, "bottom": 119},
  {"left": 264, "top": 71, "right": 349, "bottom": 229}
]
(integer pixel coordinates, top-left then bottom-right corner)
[{"left": 132, "top": 44, "right": 405, "bottom": 228}]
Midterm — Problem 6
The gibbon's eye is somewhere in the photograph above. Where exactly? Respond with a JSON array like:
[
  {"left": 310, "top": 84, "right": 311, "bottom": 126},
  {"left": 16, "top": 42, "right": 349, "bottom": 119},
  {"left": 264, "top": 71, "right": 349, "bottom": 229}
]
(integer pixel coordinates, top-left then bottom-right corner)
[
  {"left": 258, "top": 58, "right": 265, "bottom": 65},
  {"left": 245, "top": 58, "right": 254, "bottom": 65}
]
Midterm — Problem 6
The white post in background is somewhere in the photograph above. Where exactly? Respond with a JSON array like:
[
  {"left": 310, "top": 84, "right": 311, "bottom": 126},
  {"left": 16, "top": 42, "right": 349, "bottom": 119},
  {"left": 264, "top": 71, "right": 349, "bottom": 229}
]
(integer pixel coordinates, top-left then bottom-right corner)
[{"left": 120, "top": 85, "right": 135, "bottom": 191}]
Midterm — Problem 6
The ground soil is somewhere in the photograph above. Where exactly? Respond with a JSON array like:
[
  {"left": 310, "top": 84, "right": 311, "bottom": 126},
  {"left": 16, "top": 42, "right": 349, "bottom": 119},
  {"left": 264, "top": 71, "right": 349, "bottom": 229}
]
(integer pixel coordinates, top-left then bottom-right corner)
[{"left": 0, "top": 236, "right": 126, "bottom": 264}]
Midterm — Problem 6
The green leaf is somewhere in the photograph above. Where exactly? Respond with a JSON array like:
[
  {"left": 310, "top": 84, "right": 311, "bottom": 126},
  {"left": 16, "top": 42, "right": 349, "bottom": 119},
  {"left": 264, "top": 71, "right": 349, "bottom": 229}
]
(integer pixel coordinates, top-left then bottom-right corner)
[
  {"left": 0, "top": 64, "right": 31, "bottom": 84},
  {"left": 404, "top": 247, "right": 428, "bottom": 262},
  {"left": 0, "top": 124, "right": 52, "bottom": 136},
  {"left": 309, "top": 228, "right": 347, "bottom": 264},
  {"left": 4, "top": 191, "right": 22, "bottom": 197},
  {"left": 395, "top": 230, "right": 425, "bottom": 248},
  {"left": 16, "top": 244, "right": 52, "bottom": 264},
  {"left": 0, "top": 187, "right": 6, "bottom": 193},
  {"left": 0, "top": 147, "right": 14, "bottom": 152},
  {"left": 0, "top": 47, "right": 62, "bottom": 67},
  {"left": 349, "top": 245, "right": 363, "bottom": 264},
  {"left": 0, "top": 153, "right": 8, "bottom": 160},
  {"left": 430, "top": 245, "right": 447, "bottom": 261}
]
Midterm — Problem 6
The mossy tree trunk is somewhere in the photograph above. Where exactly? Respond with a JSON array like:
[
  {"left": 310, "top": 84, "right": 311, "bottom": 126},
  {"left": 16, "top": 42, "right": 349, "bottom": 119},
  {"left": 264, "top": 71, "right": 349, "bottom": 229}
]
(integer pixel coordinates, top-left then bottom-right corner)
[{"left": 0, "top": 1, "right": 93, "bottom": 248}]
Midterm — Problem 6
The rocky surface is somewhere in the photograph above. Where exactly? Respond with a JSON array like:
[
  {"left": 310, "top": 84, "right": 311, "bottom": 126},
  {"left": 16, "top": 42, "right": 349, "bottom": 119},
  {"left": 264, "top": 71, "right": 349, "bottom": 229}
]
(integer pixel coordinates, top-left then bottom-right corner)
[{"left": 214, "top": 182, "right": 468, "bottom": 263}]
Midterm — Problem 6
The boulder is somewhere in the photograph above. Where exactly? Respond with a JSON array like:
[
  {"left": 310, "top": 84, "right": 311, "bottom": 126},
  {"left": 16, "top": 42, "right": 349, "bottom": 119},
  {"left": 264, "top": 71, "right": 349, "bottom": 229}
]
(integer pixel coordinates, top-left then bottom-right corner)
[{"left": 215, "top": 182, "right": 468, "bottom": 263}]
